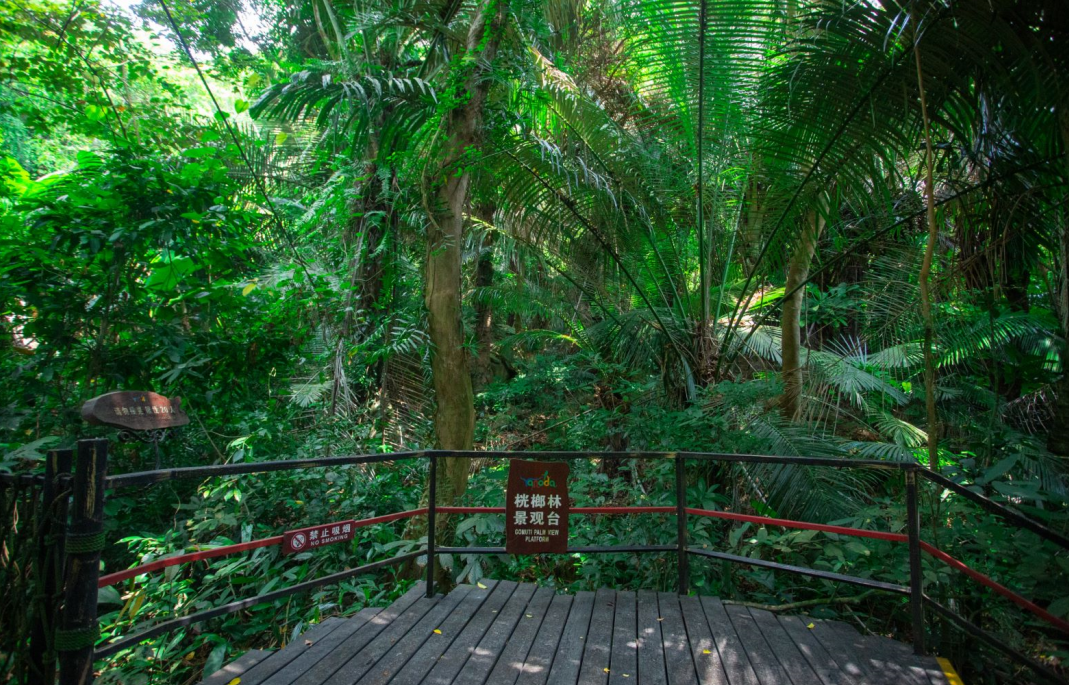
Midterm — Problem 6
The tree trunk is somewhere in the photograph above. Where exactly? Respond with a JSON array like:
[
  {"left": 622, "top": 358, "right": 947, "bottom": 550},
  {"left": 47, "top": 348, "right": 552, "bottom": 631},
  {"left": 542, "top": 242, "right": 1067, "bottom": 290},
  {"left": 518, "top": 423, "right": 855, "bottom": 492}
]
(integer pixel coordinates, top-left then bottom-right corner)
[
  {"left": 473, "top": 203, "right": 496, "bottom": 389},
  {"left": 781, "top": 206, "right": 826, "bottom": 420},
  {"left": 330, "top": 161, "right": 392, "bottom": 415},
  {"left": 1049, "top": 106, "right": 1069, "bottom": 457},
  {"left": 916, "top": 43, "right": 941, "bottom": 471},
  {"left": 411, "top": 0, "right": 509, "bottom": 583}
]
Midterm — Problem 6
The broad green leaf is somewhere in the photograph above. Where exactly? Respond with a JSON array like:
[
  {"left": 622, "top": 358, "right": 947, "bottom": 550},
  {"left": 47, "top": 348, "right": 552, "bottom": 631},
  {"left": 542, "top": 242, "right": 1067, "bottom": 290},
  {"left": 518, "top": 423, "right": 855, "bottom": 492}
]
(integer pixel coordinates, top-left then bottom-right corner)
[
  {"left": 85, "top": 104, "right": 107, "bottom": 122},
  {"left": 146, "top": 256, "right": 196, "bottom": 291}
]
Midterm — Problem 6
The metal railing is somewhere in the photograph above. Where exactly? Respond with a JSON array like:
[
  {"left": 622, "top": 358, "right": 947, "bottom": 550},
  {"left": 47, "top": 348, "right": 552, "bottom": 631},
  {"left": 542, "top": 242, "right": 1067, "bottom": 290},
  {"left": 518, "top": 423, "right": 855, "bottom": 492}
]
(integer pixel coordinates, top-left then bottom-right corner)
[{"left": 3, "top": 442, "right": 1068, "bottom": 684}]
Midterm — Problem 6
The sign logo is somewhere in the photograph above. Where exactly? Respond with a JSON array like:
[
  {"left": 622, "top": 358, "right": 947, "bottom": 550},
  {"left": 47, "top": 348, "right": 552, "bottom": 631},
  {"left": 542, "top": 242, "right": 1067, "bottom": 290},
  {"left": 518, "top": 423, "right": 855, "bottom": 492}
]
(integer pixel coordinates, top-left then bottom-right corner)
[
  {"left": 289, "top": 532, "right": 307, "bottom": 551},
  {"left": 521, "top": 471, "right": 556, "bottom": 488}
]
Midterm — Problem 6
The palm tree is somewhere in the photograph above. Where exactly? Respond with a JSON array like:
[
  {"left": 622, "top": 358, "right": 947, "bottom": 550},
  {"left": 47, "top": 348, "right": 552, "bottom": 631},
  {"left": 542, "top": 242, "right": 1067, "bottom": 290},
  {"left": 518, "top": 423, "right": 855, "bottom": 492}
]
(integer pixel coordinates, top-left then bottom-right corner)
[{"left": 251, "top": 0, "right": 1069, "bottom": 509}]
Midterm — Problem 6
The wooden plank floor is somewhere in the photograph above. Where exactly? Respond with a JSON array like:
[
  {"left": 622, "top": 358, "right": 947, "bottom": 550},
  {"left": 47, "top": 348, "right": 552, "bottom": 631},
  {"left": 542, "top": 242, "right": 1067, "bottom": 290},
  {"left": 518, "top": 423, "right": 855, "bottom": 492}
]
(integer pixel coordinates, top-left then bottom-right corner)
[{"left": 204, "top": 582, "right": 952, "bottom": 685}]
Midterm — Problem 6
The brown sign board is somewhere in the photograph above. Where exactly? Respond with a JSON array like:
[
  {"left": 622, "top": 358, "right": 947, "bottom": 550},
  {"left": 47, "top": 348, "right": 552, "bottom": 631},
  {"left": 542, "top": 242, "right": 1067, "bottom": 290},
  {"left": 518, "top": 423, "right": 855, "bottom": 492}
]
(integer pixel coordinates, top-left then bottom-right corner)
[
  {"left": 81, "top": 391, "right": 190, "bottom": 431},
  {"left": 282, "top": 520, "right": 357, "bottom": 555},
  {"left": 505, "top": 460, "right": 570, "bottom": 555}
]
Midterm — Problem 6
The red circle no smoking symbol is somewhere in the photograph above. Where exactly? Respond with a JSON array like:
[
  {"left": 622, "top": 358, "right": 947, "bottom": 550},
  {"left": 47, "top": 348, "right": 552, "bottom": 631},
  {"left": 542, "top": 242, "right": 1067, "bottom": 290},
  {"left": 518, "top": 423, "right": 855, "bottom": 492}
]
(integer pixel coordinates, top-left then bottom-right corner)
[{"left": 289, "top": 532, "right": 307, "bottom": 551}]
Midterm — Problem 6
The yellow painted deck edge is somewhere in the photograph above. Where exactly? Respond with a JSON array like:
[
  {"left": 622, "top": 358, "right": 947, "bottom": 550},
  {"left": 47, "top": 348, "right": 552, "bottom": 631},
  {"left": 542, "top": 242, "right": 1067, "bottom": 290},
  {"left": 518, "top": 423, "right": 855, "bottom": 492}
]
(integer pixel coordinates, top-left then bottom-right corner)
[{"left": 937, "top": 657, "right": 965, "bottom": 685}]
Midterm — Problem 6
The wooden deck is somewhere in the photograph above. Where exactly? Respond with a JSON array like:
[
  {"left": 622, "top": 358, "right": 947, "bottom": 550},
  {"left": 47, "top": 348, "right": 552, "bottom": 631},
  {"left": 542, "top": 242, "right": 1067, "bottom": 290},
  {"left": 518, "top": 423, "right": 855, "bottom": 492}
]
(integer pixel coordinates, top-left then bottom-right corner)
[{"left": 202, "top": 581, "right": 954, "bottom": 685}]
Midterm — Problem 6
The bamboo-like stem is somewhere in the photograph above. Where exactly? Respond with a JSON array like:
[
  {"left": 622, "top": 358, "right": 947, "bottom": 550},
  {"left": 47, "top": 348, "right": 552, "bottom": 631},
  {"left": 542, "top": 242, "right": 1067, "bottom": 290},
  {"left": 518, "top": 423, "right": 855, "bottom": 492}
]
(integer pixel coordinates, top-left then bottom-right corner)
[
  {"left": 722, "top": 590, "right": 874, "bottom": 613},
  {"left": 914, "top": 42, "right": 940, "bottom": 471},
  {"left": 696, "top": 0, "right": 710, "bottom": 363}
]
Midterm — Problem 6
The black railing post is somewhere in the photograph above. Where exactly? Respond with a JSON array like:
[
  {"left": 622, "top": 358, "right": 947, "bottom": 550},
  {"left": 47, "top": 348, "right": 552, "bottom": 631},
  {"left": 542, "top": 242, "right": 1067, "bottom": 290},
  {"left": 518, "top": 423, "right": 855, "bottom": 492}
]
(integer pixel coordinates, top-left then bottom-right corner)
[
  {"left": 906, "top": 467, "right": 925, "bottom": 655},
  {"left": 58, "top": 439, "right": 108, "bottom": 685},
  {"left": 675, "top": 455, "right": 689, "bottom": 595},
  {"left": 30, "top": 448, "right": 73, "bottom": 685},
  {"left": 426, "top": 453, "right": 437, "bottom": 599}
]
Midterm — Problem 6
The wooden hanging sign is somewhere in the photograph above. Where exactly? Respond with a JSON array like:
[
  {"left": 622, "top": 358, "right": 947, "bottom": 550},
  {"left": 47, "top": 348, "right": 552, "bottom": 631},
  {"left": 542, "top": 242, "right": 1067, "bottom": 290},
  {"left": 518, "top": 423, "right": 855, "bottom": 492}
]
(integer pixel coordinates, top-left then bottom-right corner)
[
  {"left": 81, "top": 391, "right": 190, "bottom": 431},
  {"left": 282, "top": 520, "right": 356, "bottom": 555},
  {"left": 505, "top": 460, "right": 570, "bottom": 555}
]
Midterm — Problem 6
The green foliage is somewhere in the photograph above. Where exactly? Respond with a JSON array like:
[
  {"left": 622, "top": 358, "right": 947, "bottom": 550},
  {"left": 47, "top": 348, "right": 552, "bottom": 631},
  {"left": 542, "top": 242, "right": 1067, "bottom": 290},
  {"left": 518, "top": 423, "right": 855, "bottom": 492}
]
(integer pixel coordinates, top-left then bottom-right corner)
[
  {"left": 92, "top": 460, "right": 424, "bottom": 684},
  {"left": 1, "top": 0, "right": 1068, "bottom": 682}
]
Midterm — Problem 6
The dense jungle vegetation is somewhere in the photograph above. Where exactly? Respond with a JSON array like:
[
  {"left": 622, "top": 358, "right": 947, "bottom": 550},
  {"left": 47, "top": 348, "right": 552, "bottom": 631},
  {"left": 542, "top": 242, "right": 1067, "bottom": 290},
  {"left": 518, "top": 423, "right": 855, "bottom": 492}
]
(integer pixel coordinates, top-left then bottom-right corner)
[{"left": 1, "top": 0, "right": 1068, "bottom": 682}]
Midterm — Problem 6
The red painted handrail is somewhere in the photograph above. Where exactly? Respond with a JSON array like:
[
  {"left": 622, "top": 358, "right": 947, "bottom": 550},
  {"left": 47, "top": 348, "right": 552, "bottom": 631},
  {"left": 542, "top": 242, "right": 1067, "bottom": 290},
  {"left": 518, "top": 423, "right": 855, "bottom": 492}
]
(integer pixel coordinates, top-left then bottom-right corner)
[
  {"left": 98, "top": 508, "right": 427, "bottom": 588},
  {"left": 98, "top": 503, "right": 1068, "bottom": 637},
  {"left": 684, "top": 507, "right": 908, "bottom": 543},
  {"left": 919, "top": 541, "right": 1069, "bottom": 634},
  {"left": 437, "top": 506, "right": 677, "bottom": 515},
  {"left": 98, "top": 536, "right": 285, "bottom": 588},
  {"left": 684, "top": 507, "right": 1069, "bottom": 635}
]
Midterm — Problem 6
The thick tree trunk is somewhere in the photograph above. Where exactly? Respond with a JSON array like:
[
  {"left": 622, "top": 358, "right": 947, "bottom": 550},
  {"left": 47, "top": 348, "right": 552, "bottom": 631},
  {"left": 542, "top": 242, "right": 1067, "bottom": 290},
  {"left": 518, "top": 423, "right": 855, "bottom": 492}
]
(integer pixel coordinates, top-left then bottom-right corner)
[
  {"left": 781, "top": 206, "right": 826, "bottom": 420},
  {"left": 412, "top": 0, "right": 509, "bottom": 583},
  {"left": 473, "top": 203, "right": 496, "bottom": 389},
  {"left": 402, "top": 0, "right": 509, "bottom": 583}
]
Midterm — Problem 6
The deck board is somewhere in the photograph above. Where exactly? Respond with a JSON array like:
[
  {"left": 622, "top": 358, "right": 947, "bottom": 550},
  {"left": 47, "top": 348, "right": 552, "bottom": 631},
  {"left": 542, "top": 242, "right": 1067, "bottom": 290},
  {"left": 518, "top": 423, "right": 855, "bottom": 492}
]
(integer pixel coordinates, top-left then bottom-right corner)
[
  {"left": 635, "top": 590, "right": 667, "bottom": 685},
  {"left": 819, "top": 620, "right": 898, "bottom": 685},
  {"left": 776, "top": 615, "right": 851, "bottom": 685},
  {"left": 208, "top": 582, "right": 952, "bottom": 685},
  {"left": 449, "top": 582, "right": 536, "bottom": 685},
  {"left": 202, "top": 649, "right": 272, "bottom": 685},
  {"left": 260, "top": 610, "right": 385, "bottom": 685},
  {"left": 607, "top": 590, "right": 637, "bottom": 685},
  {"left": 512, "top": 592, "right": 571, "bottom": 685},
  {"left": 858, "top": 635, "right": 932, "bottom": 685},
  {"left": 657, "top": 591, "right": 700, "bottom": 685},
  {"left": 724, "top": 604, "right": 794, "bottom": 685},
  {"left": 747, "top": 607, "right": 823, "bottom": 685},
  {"left": 546, "top": 591, "right": 594, "bottom": 685},
  {"left": 237, "top": 618, "right": 350, "bottom": 685},
  {"left": 809, "top": 618, "right": 872, "bottom": 682},
  {"left": 680, "top": 595, "right": 728, "bottom": 685},
  {"left": 360, "top": 581, "right": 498, "bottom": 685},
  {"left": 319, "top": 587, "right": 469, "bottom": 685},
  {"left": 288, "top": 584, "right": 432, "bottom": 685},
  {"left": 700, "top": 597, "right": 759, "bottom": 685},
  {"left": 484, "top": 585, "right": 555, "bottom": 685},
  {"left": 576, "top": 587, "right": 616, "bottom": 685}
]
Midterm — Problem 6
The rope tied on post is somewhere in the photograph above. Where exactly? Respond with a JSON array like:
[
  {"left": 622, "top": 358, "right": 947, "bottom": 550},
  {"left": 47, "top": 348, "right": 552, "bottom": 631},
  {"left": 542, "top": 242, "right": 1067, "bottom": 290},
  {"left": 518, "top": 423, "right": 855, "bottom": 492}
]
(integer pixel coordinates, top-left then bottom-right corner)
[
  {"left": 64, "top": 532, "right": 105, "bottom": 555},
  {"left": 54, "top": 626, "right": 100, "bottom": 653}
]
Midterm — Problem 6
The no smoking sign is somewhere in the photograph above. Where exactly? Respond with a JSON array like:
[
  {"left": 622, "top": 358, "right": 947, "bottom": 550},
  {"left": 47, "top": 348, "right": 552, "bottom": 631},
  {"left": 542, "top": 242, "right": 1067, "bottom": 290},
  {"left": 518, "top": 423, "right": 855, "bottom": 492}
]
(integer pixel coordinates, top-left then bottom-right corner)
[{"left": 282, "top": 520, "right": 357, "bottom": 554}]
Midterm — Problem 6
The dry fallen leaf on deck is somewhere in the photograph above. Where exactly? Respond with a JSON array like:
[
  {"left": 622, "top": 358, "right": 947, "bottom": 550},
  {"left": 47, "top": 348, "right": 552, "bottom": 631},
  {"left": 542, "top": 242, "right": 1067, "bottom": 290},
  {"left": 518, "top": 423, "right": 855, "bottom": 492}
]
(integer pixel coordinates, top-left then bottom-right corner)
[
  {"left": 305, "top": 640, "right": 313, "bottom": 646},
  {"left": 526, "top": 614, "right": 533, "bottom": 618},
  {"left": 227, "top": 679, "right": 241, "bottom": 685},
  {"left": 477, "top": 582, "right": 488, "bottom": 589},
  {"left": 703, "top": 649, "right": 712, "bottom": 655},
  {"left": 656, "top": 617, "right": 664, "bottom": 621},
  {"left": 433, "top": 629, "right": 442, "bottom": 634},
  {"left": 807, "top": 623, "right": 815, "bottom": 629},
  {"left": 603, "top": 668, "right": 610, "bottom": 673}
]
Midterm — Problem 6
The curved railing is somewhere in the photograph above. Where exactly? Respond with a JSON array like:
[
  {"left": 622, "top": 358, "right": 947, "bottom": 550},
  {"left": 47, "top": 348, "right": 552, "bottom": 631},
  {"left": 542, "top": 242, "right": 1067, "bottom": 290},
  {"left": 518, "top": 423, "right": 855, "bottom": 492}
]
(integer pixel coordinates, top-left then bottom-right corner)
[{"left": 5, "top": 444, "right": 1069, "bottom": 684}]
